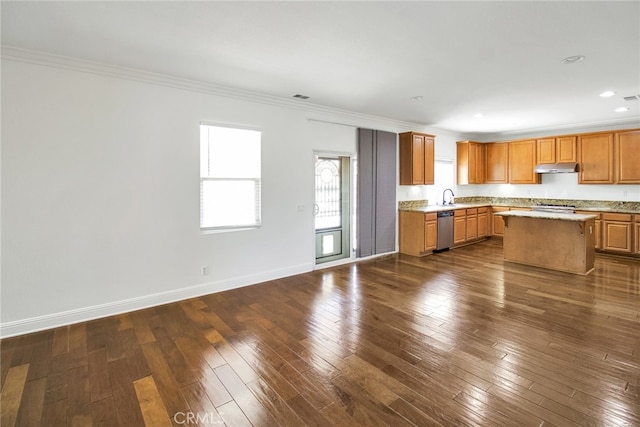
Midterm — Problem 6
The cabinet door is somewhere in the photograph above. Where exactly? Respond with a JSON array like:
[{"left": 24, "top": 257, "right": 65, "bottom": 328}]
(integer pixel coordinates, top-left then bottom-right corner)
[
  {"left": 603, "top": 221, "right": 632, "bottom": 253},
  {"left": 486, "top": 143, "right": 508, "bottom": 183},
  {"left": 491, "top": 207, "right": 509, "bottom": 236},
  {"left": 466, "top": 209, "right": 478, "bottom": 241},
  {"left": 477, "top": 212, "right": 488, "bottom": 238},
  {"left": 578, "top": 133, "right": 614, "bottom": 183},
  {"left": 423, "top": 135, "right": 435, "bottom": 185},
  {"left": 454, "top": 211, "right": 466, "bottom": 244},
  {"left": 425, "top": 219, "right": 437, "bottom": 251},
  {"left": 635, "top": 222, "right": 640, "bottom": 254},
  {"left": 602, "top": 213, "right": 632, "bottom": 253},
  {"left": 556, "top": 136, "right": 577, "bottom": 163},
  {"left": 537, "top": 138, "right": 556, "bottom": 163},
  {"left": 509, "top": 140, "right": 540, "bottom": 184},
  {"left": 411, "top": 134, "right": 425, "bottom": 184},
  {"left": 456, "top": 141, "right": 470, "bottom": 185},
  {"left": 615, "top": 130, "right": 640, "bottom": 183},
  {"left": 595, "top": 220, "right": 601, "bottom": 250},
  {"left": 472, "top": 143, "right": 486, "bottom": 184}
]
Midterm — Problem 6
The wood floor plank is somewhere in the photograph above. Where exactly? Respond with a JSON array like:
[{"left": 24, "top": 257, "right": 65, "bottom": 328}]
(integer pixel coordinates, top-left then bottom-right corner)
[
  {"left": 1, "top": 363, "right": 30, "bottom": 427},
  {"left": 108, "top": 357, "right": 146, "bottom": 426},
  {"left": 14, "top": 377, "right": 47, "bottom": 427},
  {"left": 133, "top": 375, "right": 172, "bottom": 427},
  {"left": 179, "top": 381, "right": 225, "bottom": 427},
  {"left": 2, "top": 239, "right": 639, "bottom": 426}
]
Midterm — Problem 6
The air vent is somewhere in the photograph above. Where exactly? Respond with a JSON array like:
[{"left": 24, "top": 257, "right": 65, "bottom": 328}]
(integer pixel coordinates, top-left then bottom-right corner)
[
  {"left": 293, "top": 94, "right": 310, "bottom": 100},
  {"left": 623, "top": 95, "right": 640, "bottom": 101}
]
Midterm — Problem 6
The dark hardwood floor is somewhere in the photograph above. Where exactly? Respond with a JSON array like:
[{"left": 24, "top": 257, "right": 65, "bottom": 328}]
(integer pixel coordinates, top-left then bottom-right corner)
[{"left": 2, "top": 238, "right": 639, "bottom": 426}]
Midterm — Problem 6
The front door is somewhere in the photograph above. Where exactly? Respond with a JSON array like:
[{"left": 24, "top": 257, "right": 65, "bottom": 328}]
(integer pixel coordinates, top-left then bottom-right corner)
[{"left": 315, "top": 156, "right": 350, "bottom": 264}]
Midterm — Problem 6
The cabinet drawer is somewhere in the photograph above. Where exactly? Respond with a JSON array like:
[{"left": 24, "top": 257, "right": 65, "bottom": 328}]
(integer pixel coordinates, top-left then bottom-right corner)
[
  {"left": 454, "top": 209, "right": 466, "bottom": 217},
  {"left": 425, "top": 213, "right": 437, "bottom": 221},
  {"left": 602, "top": 213, "right": 632, "bottom": 222},
  {"left": 477, "top": 207, "right": 488, "bottom": 214},
  {"left": 466, "top": 208, "right": 478, "bottom": 215}
]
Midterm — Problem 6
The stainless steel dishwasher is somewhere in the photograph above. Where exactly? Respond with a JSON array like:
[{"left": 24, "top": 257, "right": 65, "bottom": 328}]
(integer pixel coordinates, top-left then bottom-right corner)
[{"left": 436, "top": 210, "right": 454, "bottom": 251}]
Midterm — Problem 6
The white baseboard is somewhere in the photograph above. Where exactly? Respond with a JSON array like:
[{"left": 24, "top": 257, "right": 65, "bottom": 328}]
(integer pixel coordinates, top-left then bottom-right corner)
[{"left": 0, "top": 263, "right": 313, "bottom": 339}]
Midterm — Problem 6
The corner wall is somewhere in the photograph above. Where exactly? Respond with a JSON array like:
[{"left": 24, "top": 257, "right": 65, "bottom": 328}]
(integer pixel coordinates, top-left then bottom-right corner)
[{"left": 0, "top": 55, "right": 428, "bottom": 337}]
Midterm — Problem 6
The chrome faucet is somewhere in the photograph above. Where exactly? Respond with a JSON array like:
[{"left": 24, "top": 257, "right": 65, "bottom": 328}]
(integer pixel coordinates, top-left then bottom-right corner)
[{"left": 442, "top": 188, "right": 455, "bottom": 205}]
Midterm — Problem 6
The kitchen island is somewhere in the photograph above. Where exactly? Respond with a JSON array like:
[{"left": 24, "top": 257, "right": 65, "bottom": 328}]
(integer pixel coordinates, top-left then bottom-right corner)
[{"left": 494, "top": 210, "right": 597, "bottom": 275}]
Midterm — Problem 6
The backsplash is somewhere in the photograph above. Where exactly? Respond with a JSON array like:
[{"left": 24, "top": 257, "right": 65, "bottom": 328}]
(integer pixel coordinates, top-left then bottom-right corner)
[{"left": 398, "top": 199, "right": 429, "bottom": 210}]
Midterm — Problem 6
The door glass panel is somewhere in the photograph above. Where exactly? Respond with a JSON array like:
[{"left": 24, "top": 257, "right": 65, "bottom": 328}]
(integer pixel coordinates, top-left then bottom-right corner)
[{"left": 315, "top": 158, "right": 341, "bottom": 230}]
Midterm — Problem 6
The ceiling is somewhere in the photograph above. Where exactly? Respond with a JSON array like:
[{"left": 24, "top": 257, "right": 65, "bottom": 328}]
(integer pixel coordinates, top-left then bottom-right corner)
[{"left": 2, "top": 1, "right": 639, "bottom": 139}]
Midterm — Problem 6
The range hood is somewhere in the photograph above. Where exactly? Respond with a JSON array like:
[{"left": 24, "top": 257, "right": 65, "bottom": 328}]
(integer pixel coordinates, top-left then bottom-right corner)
[{"left": 534, "top": 162, "right": 579, "bottom": 174}]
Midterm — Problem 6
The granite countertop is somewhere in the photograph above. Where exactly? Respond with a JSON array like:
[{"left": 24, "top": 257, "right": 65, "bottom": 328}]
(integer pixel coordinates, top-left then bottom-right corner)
[
  {"left": 399, "top": 198, "right": 640, "bottom": 214},
  {"left": 398, "top": 202, "right": 490, "bottom": 213},
  {"left": 494, "top": 210, "right": 597, "bottom": 222}
]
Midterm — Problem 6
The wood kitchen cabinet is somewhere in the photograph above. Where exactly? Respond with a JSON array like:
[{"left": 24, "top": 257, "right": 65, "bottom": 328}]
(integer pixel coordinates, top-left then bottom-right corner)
[
  {"left": 399, "top": 132, "right": 435, "bottom": 185},
  {"left": 465, "top": 208, "right": 478, "bottom": 241},
  {"left": 578, "top": 132, "right": 614, "bottom": 184},
  {"left": 491, "top": 207, "right": 510, "bottom": 236},
  {"left": 477, "top": 207, "right": 489, "bottom": 238},
  {"left": 602, "top": 213, "right": 633, "bottom": 253},
  {"left": 457, "top": 141, "right": 485, "bottom": 184},
  {"left": 577, "top": 211, "right": 601, "bottom": 250},
  {"left": 508, "top": 139, "right": 540, "bottom": 184},
  {"left": 485, "top": 143, "right": 509, "bottom": 183},
  {"left": 399, "top": 211, "right": 437, "bottom": 256},
  {"left": 615, "top": 130, "right": 640, "bottom": 184},
  {"left": 453, "top": 209, "right": 466, "bottom": 245},
  {"left": 537, "top": 136, "right": 577, "bottom": 163},
  {"left": 635, "top": 216, "right": 640, "bottom": 254}
]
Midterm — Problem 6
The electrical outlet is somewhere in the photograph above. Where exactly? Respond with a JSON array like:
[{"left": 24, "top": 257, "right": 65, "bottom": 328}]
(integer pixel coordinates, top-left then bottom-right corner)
[
  {"left": 201, "top": 266, "right": 208, "bottom": 275},
  {"left": 623, "top": 190, "right": 628, "bottom": 198}
]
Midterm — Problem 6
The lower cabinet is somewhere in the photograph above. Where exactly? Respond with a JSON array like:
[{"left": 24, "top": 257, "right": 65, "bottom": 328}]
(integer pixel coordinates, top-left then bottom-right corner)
[
  {"left": 478, "top": 207, "right": 489, "bottom": 238},
  {"left": 491, "top": 207, "right": 510, "bottom": 236},
  {"left": 466, "top": 208, "right": 478, "bottom": 241},
  {"left": 602, "top": 213, "right": 633, "bottom": 253},
  {"left": 635, "top": 216, "right": 640, "bottom": 254},
  {"left": 425, "top": 213, "right": 437, "bottom": 252},
  {"left": 454, "top": 210, "right": 466, "bottom": 245},
  {"left": 577, "top": 211, "right": 601, "bottom": 250},
  {"left": 399, "top": 211, "right": 437, "bottom": 256}
]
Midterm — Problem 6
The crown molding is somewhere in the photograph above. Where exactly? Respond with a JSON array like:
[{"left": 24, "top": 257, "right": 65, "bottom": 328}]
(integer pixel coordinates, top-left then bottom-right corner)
[
  {"left": 1, "top": 45, "right": 426, "bottom": 131},
  {"left": 464, "top": 116, "right": 640, "bottom": 142}
]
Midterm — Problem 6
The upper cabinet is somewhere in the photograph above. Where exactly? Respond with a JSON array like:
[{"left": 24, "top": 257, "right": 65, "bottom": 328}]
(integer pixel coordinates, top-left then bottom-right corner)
[
  {"left": 485, "top": 143, "right": 509, "bottom": 183},
  {"left": 399, "top": 132, "right": 435, "bottom": 185},
  {"left": 456, "top": 141, "right": 485, "bottom": 184},
  {"left": 508, "top": 139, "right": 540, "bottom": 184},
  {"left": 578, "top": 133, "right": 614, "bottom": 184},
  {"left": 536, "top": 136, "right": 577, "bottom": 163},
  {"left": 615, "top": 130, "right": 640, "bottom": 184}
]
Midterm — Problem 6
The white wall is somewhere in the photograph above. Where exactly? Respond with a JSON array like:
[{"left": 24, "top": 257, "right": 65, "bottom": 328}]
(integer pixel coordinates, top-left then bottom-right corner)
[{"left": 1, "top": 56, "right": 428, "bottom": 337}]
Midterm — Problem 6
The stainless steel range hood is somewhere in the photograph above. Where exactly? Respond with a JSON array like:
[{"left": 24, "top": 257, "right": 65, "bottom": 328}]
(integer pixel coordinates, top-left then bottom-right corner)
[{"left": 534, "top": 162, "right": 578, "bottom": 174}]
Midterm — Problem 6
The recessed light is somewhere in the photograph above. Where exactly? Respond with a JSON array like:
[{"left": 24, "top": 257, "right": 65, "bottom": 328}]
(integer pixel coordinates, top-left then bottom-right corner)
[
  {"left": 474, "top": 113, "right": 484, "bottom": 118},
  {"left": 600, "top": 91, "right": 616, "bottom": 98},
  {"left": 561, "top": 55, "right": 585, "bottom": 64},
  {"left": 410, "top": 95, "right": 423, "bottom": 101},
  {"left": 615, "top": 107, "right": 630, "bottom": 113}
]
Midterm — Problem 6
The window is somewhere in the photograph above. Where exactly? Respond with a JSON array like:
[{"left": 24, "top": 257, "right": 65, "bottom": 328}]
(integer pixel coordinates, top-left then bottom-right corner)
[{"left": 200, "top": 123, "right": 261, "bottom": 230}]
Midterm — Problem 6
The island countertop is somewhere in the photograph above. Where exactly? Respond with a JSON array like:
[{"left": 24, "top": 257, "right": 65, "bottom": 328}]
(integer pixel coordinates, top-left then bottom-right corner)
[{"left": 494, "top": 210, "right": 597, "bottom": 222}]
